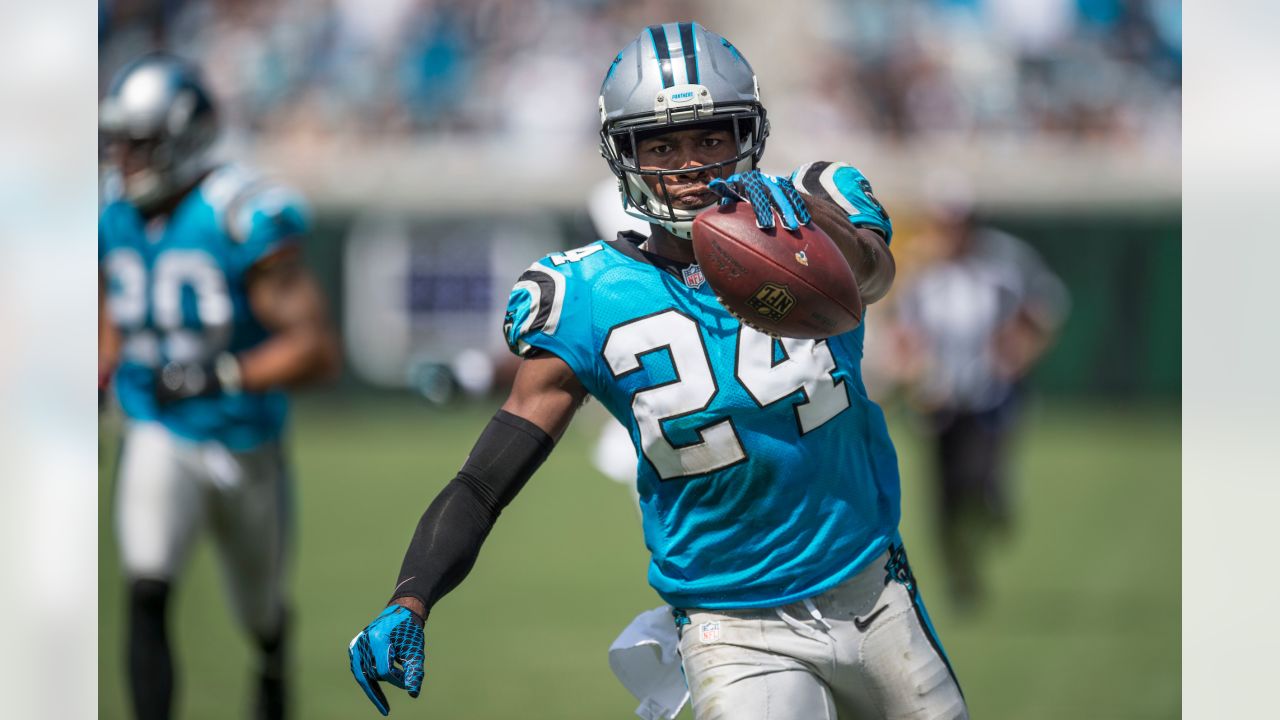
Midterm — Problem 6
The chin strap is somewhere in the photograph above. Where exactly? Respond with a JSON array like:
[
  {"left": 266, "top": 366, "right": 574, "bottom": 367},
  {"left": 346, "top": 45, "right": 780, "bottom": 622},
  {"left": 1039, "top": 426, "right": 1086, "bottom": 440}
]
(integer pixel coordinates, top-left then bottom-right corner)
[{"left": 661, "top": 219, "right": 696, "bottom": 240}]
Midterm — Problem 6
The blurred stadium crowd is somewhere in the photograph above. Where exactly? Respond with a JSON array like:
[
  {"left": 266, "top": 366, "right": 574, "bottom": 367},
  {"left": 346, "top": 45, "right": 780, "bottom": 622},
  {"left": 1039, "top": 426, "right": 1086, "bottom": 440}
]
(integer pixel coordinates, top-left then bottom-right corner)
[{"left": 99, "top": 0, "right": 1180, "bottom": 145}]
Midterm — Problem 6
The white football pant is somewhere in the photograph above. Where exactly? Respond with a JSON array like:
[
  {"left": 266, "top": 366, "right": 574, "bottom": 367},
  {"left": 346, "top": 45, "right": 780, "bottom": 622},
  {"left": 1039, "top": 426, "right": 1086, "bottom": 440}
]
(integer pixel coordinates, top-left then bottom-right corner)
[
  {"left": 114, "top": 421, "right": 290, "bottom": 639},
  {"left": 678, "top": 550, "right": 968, "bottom": 720}
]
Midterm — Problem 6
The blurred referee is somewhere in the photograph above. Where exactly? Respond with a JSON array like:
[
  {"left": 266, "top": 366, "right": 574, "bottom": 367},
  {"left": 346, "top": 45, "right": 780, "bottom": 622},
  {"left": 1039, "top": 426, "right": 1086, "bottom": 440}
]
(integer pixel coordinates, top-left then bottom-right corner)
[{"left": 889, "top": 184, "right": 1069, "bottom": 611}]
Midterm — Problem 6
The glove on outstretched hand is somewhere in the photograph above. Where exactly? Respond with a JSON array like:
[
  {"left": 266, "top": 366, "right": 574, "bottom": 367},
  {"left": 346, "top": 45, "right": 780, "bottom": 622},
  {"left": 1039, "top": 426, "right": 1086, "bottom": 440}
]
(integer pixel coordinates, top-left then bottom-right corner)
[
  {"left": 349, "top": 605, "right": 425, "bottom": 716},
  {"left": 708, "top": 170, "right": 812, "bottom": 230}
]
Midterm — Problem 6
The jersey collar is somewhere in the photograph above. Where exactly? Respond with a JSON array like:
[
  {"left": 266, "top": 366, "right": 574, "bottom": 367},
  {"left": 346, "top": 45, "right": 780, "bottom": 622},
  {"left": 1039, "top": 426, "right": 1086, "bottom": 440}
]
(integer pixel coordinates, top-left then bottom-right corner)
[{"left": 607, "top": 230, "right": 696, "bottom": 279}]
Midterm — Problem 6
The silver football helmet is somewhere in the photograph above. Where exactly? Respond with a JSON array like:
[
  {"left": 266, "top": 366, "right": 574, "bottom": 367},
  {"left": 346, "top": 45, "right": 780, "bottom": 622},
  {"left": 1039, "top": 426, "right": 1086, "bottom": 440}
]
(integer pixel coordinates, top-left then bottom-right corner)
[
  {"left": 599, "top": 23, "right": 769, "bottom": 239},
  {"left": 99, "top": 53, "right": 218, "bottom": 211}
]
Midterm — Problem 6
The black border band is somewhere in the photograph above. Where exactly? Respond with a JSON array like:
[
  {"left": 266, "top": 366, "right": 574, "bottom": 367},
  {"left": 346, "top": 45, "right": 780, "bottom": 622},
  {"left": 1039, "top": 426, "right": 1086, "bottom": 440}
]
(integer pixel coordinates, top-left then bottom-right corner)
[
  {"left": 648, "top": 24, "right": 675, "bottom": 89},
  {"left": 678, "top": 22, "right": 699, "bottom": 85}
]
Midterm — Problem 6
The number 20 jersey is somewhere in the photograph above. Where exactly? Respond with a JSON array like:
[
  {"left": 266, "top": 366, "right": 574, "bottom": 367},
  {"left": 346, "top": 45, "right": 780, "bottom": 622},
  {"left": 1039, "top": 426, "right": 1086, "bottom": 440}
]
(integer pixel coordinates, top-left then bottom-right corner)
[
  {"left": 504, "top": 162, "right": 900, "bottom": 610},
  {"left": 99, "top": 165, "right": 308, "bottom": 450}
]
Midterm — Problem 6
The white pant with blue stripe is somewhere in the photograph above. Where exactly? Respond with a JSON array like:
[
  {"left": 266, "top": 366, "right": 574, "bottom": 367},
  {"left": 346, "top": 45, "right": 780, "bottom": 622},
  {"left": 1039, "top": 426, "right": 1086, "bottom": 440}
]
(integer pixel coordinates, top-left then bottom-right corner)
[{"left": 677, "top": 550, "right": 967, "bottom": 720}]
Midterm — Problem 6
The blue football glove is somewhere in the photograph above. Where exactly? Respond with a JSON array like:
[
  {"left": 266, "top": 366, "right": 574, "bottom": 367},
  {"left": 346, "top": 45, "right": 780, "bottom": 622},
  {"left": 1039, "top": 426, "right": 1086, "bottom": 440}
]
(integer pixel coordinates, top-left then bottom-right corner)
[
  {"left": 348, "top": 605, "right": 425, "bottom": 716},
  {"left": 708, "top": 170, "right": 813, "bottom": 231}
]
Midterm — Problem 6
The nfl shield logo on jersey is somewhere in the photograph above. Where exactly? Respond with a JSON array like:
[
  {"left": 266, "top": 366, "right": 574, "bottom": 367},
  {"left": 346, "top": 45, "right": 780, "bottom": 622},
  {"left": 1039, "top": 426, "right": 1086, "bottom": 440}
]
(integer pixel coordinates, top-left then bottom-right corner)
[
  {"left": 699, "top": 621, "right": 720, "bottom": 643},
  {"left": 682, "top": 264, "right": 706, "bottom": 289}
]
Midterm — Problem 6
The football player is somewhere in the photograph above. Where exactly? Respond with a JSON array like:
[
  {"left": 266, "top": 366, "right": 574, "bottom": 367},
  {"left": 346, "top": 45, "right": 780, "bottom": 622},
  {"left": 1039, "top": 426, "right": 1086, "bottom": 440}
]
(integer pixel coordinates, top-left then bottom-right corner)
[
  {"left": 99, "top": 53, "right": 341, "bottom": 720},
  {"left": 349, "top": 23, "right": 967, "bottom": 719}
]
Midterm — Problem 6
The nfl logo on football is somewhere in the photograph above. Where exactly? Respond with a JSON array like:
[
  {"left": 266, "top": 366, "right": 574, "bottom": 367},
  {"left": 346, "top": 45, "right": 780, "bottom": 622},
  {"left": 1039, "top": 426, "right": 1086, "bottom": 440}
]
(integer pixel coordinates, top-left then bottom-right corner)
[{"left": 682, "top": 264, "right": 706, "bottom": 289}]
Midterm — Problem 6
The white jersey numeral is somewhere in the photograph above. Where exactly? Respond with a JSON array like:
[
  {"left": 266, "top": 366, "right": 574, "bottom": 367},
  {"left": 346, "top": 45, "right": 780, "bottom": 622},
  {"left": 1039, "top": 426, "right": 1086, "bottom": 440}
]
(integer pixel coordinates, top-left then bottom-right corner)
[
  {"left": 735, "top": 326, "right": 850, "bottom": 434},
  {"left": 103, "top": 249, "right": 232, "bottom": 365},
  {"left": 549, "top": 244, "right": 605, "bottom": 266},
  {"left": 152, "top": 250, "right": 233, "bottom": 363},
  {"left": 604, "top": 311, "right": 746, "bottom": 480},
  {"left": 104, "top": 249, "right": 148, "bottom": 327},
  {"left": 602, "top": 310, "right": 852, "bottom": 481}
]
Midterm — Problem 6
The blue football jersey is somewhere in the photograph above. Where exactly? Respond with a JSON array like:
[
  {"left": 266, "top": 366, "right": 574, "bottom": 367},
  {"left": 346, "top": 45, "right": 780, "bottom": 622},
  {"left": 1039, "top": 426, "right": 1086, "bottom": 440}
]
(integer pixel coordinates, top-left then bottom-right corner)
[
  {"left": 504, "top": 162, "right": 899, "bottom": 610},
  {"left": 99, "top": 165, "right": 309, "bottom": 450}
]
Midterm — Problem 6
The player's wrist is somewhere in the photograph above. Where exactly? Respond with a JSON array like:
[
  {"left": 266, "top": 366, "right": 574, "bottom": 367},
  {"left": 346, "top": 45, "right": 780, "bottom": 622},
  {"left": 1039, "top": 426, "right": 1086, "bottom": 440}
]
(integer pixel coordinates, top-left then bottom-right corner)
[
  {"left": 214, "top": 352, "right": 243, "bottom": 394},
  {"left": 388, "top": 596, "right": 428, "bottom": 625}
]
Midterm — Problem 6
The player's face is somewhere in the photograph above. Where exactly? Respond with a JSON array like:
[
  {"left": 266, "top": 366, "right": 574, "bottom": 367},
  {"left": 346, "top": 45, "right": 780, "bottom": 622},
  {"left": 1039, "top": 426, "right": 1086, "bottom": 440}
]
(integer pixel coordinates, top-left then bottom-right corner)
[
  {"left": 104, "top": 137, "right": 162, "bottom": 195},
  {"left": 635, "top": 127, "right": 737, "bottom": 211}
]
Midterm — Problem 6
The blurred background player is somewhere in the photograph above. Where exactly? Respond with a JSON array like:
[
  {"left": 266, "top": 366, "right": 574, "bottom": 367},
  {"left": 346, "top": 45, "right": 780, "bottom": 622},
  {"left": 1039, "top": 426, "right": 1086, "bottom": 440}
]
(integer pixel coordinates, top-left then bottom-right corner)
[
  {"left": 350, "top": 22, "right": 966, "bottom": 719},
  {"left": 885, "top": 180, "right": 1068, "bottom": 611},
  {"left": 98, "top": 53, "right": 341, "bottom": 720}
]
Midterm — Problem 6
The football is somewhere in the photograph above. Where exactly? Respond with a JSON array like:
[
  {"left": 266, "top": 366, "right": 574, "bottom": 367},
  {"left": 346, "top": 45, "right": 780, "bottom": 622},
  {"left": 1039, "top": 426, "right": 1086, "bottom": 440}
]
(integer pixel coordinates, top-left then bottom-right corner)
[{"left": 692, "top": 202, "right": 863, "bottom": 338}]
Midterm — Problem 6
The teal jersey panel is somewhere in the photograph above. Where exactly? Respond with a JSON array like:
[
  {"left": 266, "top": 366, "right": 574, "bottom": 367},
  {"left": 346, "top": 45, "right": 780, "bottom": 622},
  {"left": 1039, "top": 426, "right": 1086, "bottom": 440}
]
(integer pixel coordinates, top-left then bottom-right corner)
[
  {"left": 99, "top": 165, "right": 309, "bottom": 450},
  {"left": 503, "top": 212, "right": 901, "bottom": 609}
]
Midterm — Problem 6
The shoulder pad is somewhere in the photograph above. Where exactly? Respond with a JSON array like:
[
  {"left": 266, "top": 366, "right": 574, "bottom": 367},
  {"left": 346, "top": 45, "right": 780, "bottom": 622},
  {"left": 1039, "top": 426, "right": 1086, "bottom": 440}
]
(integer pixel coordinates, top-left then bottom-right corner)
[
  {"left": 505, "top": 262, "right": 569, "bottom": 355},
  {"left": 202, "top": 165, "right": 309, "bottom": 244}
]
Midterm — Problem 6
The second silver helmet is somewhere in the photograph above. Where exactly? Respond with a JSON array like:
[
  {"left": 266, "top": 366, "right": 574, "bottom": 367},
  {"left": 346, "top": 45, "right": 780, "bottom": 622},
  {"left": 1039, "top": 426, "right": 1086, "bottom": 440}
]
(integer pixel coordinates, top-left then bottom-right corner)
[{"left": 99, "top": 53, "right": 219, "bottom": 210}]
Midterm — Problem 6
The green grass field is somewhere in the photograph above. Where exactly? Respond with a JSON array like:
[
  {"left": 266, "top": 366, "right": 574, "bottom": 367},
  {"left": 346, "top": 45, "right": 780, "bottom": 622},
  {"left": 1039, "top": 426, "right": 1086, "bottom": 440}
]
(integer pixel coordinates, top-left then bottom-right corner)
[{"left": 98, "top": 395, "right": 1179, "bottom": 719}]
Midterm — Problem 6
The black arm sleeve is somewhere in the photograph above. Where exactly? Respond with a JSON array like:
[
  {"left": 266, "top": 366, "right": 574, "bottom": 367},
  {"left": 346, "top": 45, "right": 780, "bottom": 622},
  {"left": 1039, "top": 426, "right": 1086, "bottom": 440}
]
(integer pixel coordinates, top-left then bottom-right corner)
[{"left": 389, "top": 410, "right": 556, "bottom": 617}]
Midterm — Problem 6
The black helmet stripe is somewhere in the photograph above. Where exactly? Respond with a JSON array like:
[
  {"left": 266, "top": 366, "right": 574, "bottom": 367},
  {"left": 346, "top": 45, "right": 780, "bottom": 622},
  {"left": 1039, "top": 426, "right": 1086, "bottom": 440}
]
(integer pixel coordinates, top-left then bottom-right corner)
[
  {"left": 647, "top": 24, "right": 676, "bottom": 88},
  {"left": 679, "top": 22, "right": 699, "bottom": 85}
]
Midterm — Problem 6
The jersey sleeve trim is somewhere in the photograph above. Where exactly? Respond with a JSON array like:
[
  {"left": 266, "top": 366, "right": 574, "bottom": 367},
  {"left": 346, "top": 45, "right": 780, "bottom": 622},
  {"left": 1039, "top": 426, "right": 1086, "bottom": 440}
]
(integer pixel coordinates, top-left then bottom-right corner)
[
  {"left": 511, "top": 263, "right": 566, "bottom": 345},
  {"left": 503, "top": 253, "right": 603, "bottom": 397},
  {"left": 792, "top": 161, "right": 893, "bottom": 244}
]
